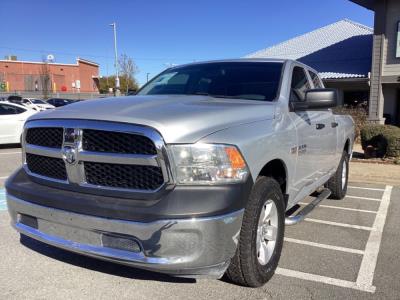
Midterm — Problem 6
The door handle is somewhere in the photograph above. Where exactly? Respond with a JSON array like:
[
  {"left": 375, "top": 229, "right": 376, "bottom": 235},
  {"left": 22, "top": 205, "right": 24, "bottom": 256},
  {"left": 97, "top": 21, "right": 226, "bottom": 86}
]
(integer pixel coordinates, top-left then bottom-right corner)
[
  {"left": 331, "top": 122, "right": 339, "bottom": 128},
  {"left": 316, "top": 123, "right": 325, "bottom": 130}
]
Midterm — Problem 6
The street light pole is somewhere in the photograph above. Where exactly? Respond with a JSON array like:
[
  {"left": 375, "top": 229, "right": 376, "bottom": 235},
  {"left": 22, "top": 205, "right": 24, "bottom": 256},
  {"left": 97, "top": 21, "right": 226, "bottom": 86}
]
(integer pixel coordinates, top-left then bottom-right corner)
[
  {"left": 146, "top": 72, "right": 150, "bottom": 83},
  {"left": 109, "top": 22, "right": 120, "bottom": 96}
]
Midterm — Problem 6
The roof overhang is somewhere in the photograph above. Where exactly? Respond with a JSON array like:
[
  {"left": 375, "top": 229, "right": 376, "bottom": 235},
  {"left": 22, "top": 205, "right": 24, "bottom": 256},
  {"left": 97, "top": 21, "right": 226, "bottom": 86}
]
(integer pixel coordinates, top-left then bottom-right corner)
[
  {"left": 77, "top": 58, "right": 99, "bottom": 67},
  {"left": 349, "top": 0, "right": 376, "bottom": 11},
  {"left": 323, "top": 77, "right": 369, "bottom": 83}
]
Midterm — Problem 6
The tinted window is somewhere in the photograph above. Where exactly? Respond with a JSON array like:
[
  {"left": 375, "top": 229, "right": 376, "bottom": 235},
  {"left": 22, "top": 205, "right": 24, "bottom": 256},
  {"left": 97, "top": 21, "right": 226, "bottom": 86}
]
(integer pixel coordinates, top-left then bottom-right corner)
[
  {"left": 138, "top": 62, "right": 284, "bottom": 101},
  {"left": 0, "top": 104, "right": 26, "bottom": 115},
  {"left": 8, "top": 99, "right": 23, "bottom": 104},
  {"left": 47, "top": 99, "right": 61, "bottom": 106},
  {"left": 290, "top": 66, "right": 311, "bottom": 102},
  {"left": 309, "top": 71, "right": 323, "bottom": 88},
  {"left": 32, "top": 99, "right": 46, "bottom": 104},
  {"left": 7, "top": 95, "right": 22, "bottom": 101}
]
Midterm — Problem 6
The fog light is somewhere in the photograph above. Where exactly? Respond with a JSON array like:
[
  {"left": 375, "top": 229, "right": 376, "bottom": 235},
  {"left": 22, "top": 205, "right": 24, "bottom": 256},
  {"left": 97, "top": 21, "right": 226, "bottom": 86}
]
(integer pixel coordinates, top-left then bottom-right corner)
[
  {"left": 101, "top": 233, "right": 141, "bottom": 253},
  {"left": 18, "top": 214, "right": 38, "bottom": 229}
]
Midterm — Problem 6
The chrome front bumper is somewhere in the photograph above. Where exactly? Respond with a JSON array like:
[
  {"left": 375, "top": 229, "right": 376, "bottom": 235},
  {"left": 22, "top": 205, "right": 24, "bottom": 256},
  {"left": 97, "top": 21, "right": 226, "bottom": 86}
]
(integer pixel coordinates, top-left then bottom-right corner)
[{"left": 7, "top": 194, "right": 243, "bottom": 278}]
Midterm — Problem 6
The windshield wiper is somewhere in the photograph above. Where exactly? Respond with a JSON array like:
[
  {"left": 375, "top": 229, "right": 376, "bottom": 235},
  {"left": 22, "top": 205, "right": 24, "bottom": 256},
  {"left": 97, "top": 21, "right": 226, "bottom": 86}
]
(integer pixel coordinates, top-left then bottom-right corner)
[
  {"left": 186, "top": 93, "right": 258, "bottom": 101},
  {"left": 187, "top": 92, "right": 237, "bottom": 98},
  {"left": 186, "top": 92, "right": 211, "bottom": 96}
]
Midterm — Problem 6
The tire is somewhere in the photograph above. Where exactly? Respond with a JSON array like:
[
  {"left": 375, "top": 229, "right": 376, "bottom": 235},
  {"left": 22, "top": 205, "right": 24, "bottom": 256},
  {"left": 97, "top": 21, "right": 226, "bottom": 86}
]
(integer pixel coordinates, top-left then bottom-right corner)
[
  {"left": 326, "top": 151, "right": 349, "bottom": 200},
  {"left": 226, "top": 177, "right": 285, "bottom": 287}
]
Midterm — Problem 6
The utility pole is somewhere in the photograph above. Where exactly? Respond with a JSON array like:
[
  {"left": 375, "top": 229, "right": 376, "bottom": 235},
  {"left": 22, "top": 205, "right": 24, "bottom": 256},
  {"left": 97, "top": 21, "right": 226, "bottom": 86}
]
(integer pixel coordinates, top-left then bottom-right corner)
[
  {"left": 109, "top": 22, "right": 120, "bottom": 96},
  {"left": 146, "top": 72, "right": 150, "bottom": 83}
]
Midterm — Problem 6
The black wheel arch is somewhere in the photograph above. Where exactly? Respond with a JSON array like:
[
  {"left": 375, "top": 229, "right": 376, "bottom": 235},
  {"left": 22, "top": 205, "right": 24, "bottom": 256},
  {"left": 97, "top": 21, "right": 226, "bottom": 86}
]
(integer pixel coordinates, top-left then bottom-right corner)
[{"left": 258, "top": 159, "right": 288, "bottom": 207}]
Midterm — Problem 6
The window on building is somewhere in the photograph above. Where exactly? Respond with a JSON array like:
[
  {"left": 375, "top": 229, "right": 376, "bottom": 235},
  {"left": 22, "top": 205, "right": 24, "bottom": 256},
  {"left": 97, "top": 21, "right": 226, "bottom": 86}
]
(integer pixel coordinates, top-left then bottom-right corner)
[
  {"left": 309, "top": 71, "right": 323, "bottom": 88},
  {"left": 290, "top": 66, "right": 311, "bottom": 102}
]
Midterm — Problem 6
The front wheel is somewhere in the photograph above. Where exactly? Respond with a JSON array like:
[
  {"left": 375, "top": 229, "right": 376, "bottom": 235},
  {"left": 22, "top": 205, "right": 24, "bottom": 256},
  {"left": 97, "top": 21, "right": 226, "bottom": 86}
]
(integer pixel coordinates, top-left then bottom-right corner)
[
  {"left": 326, "top": 150, "right": 349, "bottom": 200},
  {"left": 226, "top": 177, "right": 285, "bottom": 287}
]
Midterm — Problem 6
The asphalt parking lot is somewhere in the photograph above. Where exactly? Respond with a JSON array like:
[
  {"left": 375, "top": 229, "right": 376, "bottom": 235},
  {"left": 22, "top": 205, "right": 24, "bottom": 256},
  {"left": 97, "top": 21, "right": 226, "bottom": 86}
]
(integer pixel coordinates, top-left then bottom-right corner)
[{"left": 0, "top": 146, "right": 399, "bottom": 299}]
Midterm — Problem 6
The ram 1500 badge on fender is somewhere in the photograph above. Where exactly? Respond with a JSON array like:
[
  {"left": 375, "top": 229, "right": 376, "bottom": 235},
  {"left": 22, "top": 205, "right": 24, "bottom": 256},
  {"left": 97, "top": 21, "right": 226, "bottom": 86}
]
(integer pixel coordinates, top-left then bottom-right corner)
[{"left": 6, "top": 59, "right": 354, "bottom": 287}]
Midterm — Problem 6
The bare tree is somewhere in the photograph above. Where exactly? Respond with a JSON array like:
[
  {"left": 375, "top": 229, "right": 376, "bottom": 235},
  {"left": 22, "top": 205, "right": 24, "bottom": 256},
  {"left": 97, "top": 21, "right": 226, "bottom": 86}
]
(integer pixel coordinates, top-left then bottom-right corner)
[
  {"left": 40, "top": 60, "right": 51, "bottom": 99},
  {"left": 118, "top": 54, "right": 138, "bottom": 93}
]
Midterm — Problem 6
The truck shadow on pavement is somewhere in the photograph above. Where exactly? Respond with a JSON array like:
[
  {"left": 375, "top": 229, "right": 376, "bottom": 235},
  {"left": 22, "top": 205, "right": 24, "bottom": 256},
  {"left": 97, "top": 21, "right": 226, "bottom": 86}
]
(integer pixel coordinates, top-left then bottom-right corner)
[{"left": 20, "top": 234, "right": 197, "bottom": 284}]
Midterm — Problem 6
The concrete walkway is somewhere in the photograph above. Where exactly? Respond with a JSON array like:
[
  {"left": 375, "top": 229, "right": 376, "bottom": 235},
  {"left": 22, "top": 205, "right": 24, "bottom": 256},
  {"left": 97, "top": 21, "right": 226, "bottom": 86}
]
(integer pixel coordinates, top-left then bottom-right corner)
[{"left": 350, "top": 162, "right": 400, "bottom": 187}]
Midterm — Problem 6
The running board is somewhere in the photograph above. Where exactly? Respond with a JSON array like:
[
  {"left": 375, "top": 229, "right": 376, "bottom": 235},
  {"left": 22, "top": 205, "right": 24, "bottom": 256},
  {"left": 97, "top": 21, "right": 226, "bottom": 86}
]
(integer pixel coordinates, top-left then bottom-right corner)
[{"left": 285, "top": 188, "right": 331, "bottom": 226}]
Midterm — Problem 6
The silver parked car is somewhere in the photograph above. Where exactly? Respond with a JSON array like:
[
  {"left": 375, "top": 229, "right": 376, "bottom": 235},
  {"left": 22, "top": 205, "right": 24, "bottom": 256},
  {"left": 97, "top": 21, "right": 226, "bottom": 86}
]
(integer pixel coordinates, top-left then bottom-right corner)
[{"left": 6, "top": 59, "right": 354, "bottom": 287}]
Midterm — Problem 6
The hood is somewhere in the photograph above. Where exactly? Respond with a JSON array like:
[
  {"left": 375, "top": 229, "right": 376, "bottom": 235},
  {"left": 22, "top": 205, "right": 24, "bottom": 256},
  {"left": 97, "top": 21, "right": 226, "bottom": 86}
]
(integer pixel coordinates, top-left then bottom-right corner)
[{"left": 29, "top": 95, "right": 276, "bottom": 143}]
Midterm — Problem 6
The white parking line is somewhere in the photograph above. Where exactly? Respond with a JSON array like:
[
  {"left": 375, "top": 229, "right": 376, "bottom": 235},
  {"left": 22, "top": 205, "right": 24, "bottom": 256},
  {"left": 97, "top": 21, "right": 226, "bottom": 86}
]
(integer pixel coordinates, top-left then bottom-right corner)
[
  {"left": 299, "top": 202, "right": 377, "bottom": 214},
  {"left": 284, "top": 237, "right": 364, "bottom": 255},
  {"left": 346, "top": 195, "right": 381, "bottom": 202},
  {"left": 305, "top": 218, "right": 373, "bottom": 231},
  {"left": 356, "top": 185, "right": 393, "bottom": 292},
  {"left": 279, "top": 185, "right": 392, "bottom": 293},
  {"left": 276, "top": 268, "right": 376, "bottom": 293},
  {"left": 348, "top": 186, "right": 385, "bottom": 192}
]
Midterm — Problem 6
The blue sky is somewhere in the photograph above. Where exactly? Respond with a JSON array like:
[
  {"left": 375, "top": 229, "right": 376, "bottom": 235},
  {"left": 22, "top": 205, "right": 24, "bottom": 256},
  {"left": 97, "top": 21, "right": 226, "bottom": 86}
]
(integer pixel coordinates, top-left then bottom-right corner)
[{"left": 0, "top": 0, "right": 373, "bottom": 86}]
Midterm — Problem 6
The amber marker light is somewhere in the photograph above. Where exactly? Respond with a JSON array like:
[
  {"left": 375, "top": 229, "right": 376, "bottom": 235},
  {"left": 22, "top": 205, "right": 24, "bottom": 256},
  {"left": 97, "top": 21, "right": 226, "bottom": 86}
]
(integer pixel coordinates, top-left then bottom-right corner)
[{"left": 225, "top": 146, "right": 246, "bottom": 169}]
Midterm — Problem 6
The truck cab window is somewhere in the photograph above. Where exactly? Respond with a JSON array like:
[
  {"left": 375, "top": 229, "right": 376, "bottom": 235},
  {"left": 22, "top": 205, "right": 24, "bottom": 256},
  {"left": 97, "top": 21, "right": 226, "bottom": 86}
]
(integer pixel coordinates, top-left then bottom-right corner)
[
  {"left": 309, "top": 71, "right": 323, "bottom": 89},
  {"left": 290, "top": 66, "right": 311, "bottom": 102}
]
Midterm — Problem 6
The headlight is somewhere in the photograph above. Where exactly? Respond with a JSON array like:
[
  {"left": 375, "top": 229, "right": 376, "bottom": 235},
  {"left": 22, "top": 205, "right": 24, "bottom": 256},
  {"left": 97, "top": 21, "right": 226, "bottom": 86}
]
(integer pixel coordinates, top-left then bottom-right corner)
[{"left": 169, "top": 144, "right": 249, "bottom": 184}]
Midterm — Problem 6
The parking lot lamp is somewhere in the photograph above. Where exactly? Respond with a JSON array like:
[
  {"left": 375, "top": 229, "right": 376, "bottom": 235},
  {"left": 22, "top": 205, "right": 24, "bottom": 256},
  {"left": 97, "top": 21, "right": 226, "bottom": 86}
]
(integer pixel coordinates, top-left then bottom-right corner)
[{"left": 109, "top": 22, "right": 120, "bottom": 96}]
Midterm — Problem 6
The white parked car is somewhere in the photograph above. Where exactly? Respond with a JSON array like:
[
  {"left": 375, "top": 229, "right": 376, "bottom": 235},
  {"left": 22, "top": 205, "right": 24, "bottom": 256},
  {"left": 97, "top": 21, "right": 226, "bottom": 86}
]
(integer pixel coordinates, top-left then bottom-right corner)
[
  {"left": 22, "top": 98, "right": 55, "bottom": 111},
  {"left": 0, "top": 102, "right": 37, "bottom": 144}
]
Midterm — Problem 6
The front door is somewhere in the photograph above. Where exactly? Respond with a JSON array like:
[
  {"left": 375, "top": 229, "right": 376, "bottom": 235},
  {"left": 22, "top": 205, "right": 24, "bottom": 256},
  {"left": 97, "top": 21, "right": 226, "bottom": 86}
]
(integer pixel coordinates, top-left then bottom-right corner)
[
  {"left": 289, "top": 66, "right": 339, "bottom": 195},
  {"left": 289, "top": 66, "right": 325, "bottom": 192}
]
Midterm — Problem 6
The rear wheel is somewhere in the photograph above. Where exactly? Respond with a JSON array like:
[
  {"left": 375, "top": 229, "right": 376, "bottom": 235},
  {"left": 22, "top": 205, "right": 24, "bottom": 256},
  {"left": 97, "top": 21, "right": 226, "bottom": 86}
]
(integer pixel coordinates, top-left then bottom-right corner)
[
  {"left": 226, "top": 177, "right": 285, "bottom": 287},
  {"left": 326, "top": 150, "right": 349, "bottom": 200}
]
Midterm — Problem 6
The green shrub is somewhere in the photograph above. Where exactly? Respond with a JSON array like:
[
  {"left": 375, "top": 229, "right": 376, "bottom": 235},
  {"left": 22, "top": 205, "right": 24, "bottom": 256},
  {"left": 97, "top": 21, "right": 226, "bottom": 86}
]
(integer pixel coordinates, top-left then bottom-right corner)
[{"left": 360, "top": 124, "right": 400, "bottom": 158}]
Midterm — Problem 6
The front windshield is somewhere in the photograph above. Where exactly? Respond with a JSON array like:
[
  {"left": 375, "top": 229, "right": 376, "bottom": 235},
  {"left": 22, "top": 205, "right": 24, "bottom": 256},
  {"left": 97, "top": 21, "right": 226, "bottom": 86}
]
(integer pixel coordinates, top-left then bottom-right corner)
[
  {"left": 32, "top": 99, "right": 46, "bottom": 104},
  {"left": 138, "top": 62, "right": 283, "bottom": 101}
]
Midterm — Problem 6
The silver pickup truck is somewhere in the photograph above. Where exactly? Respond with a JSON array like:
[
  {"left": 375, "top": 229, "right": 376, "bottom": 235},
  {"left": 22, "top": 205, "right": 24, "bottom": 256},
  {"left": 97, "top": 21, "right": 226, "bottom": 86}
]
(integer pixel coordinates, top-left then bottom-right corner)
[{"left": 6, "top": 59, "right": 354, "bottom": 287}]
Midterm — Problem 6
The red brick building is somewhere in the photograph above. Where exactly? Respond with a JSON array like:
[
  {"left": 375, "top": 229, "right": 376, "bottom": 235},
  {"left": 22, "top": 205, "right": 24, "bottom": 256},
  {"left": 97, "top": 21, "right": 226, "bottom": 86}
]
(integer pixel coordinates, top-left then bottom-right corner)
[{"left": 0, "top": 58, "right": 99, "bottom": 93}]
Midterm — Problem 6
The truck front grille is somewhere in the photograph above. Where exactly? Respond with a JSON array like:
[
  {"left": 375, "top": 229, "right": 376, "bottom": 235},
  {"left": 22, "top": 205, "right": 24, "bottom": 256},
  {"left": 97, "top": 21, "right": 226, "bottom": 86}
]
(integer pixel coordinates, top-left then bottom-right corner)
[
  {"left": 26, "top": 153, "right": 67, "bottom": 181},
  {"left": 26, "top": 127, "right": 63, "bottom": 148},
  {"left": 84, "top": 162, "right": 164, "bottom": 190},
  {"left": 23, "top": 120, "right": 169, "bottom": 194},
  {"left": 82, "top": 129, "right": 157, "bottom": 155}
]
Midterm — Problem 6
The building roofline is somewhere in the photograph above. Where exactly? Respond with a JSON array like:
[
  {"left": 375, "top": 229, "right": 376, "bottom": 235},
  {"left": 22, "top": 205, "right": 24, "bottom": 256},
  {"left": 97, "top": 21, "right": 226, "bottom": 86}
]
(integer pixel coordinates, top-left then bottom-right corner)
[
  {"left": 77, "top": 58, "right": 99, "bottom": 67},
  {"left": 349, "top": 0, "right": 375, "bottom": 11},
  {"left": 342, "top": 18, "right": 373, "bottom": 32},
  {"left": 245, "top": 19, "right": 372, "bottom": 59},
  {"left": 0, "top": 57, "right": 99, "bottom": 68},
  {"left": 0, "top": 59, "right": 78, "bottom": 66}
]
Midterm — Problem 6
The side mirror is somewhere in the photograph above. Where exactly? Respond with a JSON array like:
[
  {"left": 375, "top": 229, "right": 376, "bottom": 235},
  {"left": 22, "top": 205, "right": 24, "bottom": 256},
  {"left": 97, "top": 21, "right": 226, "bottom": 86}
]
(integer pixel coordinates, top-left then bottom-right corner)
[
  {"left": 291, "top": 89, "right": 338, "bottom": 111},
  {"left": 305, "top": 88, "right": 338, "bottom": 109},
  {"left": 127, "top": 89, "right": 137, "bottom": 96}
]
